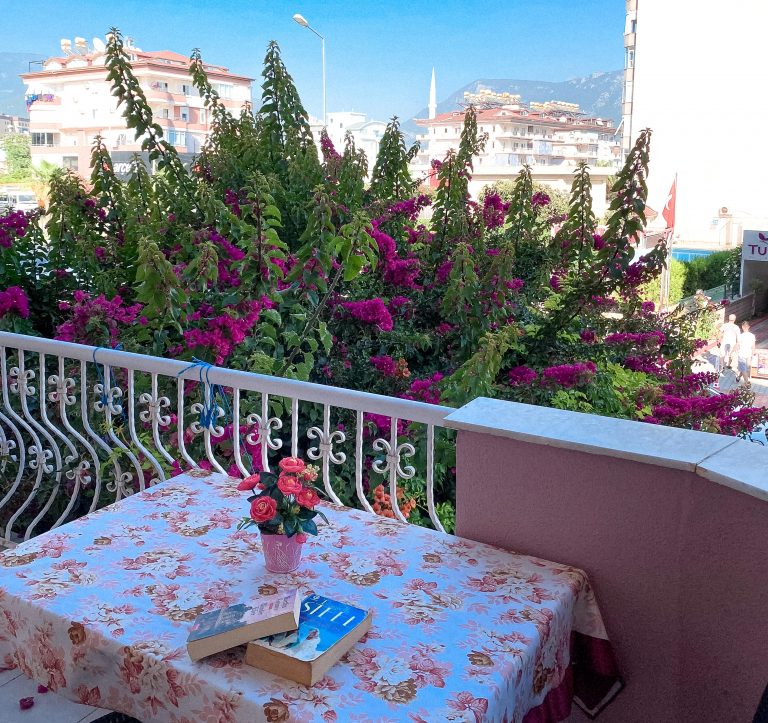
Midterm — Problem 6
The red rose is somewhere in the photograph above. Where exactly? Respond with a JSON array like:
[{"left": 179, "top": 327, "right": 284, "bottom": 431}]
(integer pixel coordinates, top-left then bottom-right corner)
[
  {"left": 237, "top": 474, "right": 261, "bottom": 491},
  {"left": 277, "top": 475, "right": 303, "bottom": 496},
  {"left": 278, "top": 456, "right": 305, "bottom": 474},
  {"left": 296, "top": 487, "right": 320, "bottom": 509},
  {"left": 250, "top": 496, "right": 277, "bottom": 523}
]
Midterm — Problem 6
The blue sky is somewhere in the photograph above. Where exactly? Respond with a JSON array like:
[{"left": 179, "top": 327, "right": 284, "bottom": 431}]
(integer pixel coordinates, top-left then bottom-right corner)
[{"left": 2, "top": 0, "right": 625, "bottom": 122}]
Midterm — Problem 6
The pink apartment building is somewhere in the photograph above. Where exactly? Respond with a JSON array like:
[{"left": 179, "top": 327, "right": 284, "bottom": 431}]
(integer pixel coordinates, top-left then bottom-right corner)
[{"left": 21, "top": 36, "right": 252, "bottom": 176}]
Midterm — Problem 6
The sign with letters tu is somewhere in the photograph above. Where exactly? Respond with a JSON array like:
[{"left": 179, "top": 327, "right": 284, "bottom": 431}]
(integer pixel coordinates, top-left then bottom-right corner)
[{"left": 742, "top": 230, "right": 768, "bottom": 261}]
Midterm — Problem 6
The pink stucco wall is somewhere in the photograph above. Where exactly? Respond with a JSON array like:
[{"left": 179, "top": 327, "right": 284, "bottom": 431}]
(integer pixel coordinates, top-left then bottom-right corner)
[{"left": 455, "top": 430, "right": 768, "bottom": 723}]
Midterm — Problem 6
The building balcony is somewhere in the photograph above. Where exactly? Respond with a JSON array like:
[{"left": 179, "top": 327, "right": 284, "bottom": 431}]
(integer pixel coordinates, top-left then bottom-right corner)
[{"left": 0, "top": 331, "right": 767, "bottom": 722}]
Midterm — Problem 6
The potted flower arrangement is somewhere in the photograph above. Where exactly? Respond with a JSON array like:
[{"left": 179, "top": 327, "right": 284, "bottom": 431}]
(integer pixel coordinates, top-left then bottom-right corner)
[{"left": 237, "top": 456, "right": 328, "bottom": 573}]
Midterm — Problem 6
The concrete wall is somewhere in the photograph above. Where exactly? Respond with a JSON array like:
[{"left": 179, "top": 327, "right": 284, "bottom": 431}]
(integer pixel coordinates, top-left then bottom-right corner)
[{"left": 446, "top": 399, "right": 768, "bottom": 723}]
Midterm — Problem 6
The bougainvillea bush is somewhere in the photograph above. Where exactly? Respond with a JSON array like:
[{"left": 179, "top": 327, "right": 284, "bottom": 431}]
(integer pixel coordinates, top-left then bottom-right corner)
[{"left": 1, "top": 28, "right": 764, "bottom": 534}]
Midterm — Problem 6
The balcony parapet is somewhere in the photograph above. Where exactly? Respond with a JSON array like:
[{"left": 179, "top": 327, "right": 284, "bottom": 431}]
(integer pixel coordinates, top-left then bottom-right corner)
[{"left": 445, "top": 397, "right": 767, "bottom": 502}]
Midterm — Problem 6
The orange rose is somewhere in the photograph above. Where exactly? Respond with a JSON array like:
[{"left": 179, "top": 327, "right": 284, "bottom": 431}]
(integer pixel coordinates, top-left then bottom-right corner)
[
  {"left": 250, "top": 496, "right": 277, "bottom": 523},
  {"left": 277, "top": 475, "right": 302, "bottom": 496},
  {"left": 295, "top": 487, "right": 320, "bottom": 509},
  {"left": 237, "top": 474, "right": 261, "bottom": 491},
  {"left": 278, "top": 457, "right": 305, "bottom": 474}
]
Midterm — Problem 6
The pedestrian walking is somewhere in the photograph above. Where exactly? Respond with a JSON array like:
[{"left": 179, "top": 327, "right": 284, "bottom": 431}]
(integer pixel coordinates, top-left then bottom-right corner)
[
  {"left": 736, "top": 320, "right": 756, "bottom": 387},
  {"left": 718, "top": 313, "right": 740, "bottom": 373}
]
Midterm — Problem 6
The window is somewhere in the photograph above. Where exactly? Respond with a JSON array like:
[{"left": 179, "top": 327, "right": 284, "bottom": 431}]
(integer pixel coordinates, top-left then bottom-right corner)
[
  {"left": 214, "top": 83, "right": 232, "bottom": 99},
  {"left": 630, "top": 19, "right": 637, "bottom": 33},
  {"left": 62, "top": 156, "right": 78, "bottom": 171},
  {"left": 116, "top": 133, "right": 126, "bottom": 146},
  {"left": 167, "top": 130, "right": 186, "bottom": 146},
  {"left": 527, "top": 125, "right": 534, "bottom": 134},
  {"left": 178, "top": 106, "right": 190, "bottom": 122},
  {"left": 92, "top": 109, "right": 97, "bottom": 120},
  {"left": 199, "top": 109, "right": 207, "bottom": 124},
  {"left": 159, "top": 108, "right": 169, "bottom": 119},
  {"left": 155, "top": 81, "right": 169, "bottom": 91},
  {"left": 31, "top": 132, "right": 56, "bottom": 146},
  {"left": 626, "top": 49, "right": 635, "bottom": 68},
  {"left": 181, "top": 83, "right": 193, "bottom": 95}
]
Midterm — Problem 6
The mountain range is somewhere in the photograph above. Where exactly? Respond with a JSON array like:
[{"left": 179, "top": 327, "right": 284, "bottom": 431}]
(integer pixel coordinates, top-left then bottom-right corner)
[{"left": 402, "top": 70, "right": 623, "bottom": 138}]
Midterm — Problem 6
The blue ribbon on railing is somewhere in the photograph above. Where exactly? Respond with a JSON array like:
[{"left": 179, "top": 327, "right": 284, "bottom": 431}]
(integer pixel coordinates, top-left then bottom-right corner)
[
  {"left": 177, "top": 358, "right": 254, "bottom": 473},
  {"left": 92, "top": 344, "right": 124, "bottom": 414}
]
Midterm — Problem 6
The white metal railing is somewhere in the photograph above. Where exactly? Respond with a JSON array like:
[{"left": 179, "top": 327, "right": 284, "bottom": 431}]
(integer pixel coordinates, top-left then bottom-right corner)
[{"left": 0, "top": 332, "right": 454, "bottom": 543}]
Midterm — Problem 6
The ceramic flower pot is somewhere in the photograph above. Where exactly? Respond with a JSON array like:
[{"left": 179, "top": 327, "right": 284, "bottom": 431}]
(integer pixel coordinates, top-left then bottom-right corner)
[{"left": 261, "top": 532, "right": 303, "bottom": 573}]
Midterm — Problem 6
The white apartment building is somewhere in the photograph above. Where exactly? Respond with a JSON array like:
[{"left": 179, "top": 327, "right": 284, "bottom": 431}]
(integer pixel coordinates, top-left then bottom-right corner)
[
  {"left": 0, "top": 115, "right": 30, "bottom": 135},
  {"left": 629, "top": 1, "right": 768, "bottom": 245},
  {"left": 310, "top": 111, "right": 388, "bottom": 174},
  {"left": 410, "top": 104, "right": 621, "bottom": 215},
  {"left": 21, "top": 36, "right": 252, "bottom": 176}
]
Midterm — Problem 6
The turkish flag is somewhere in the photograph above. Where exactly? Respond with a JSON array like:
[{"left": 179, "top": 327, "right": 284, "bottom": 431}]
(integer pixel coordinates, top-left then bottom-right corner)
[{"left": 662, "top": 177, "right": 676, "bottom": 230}]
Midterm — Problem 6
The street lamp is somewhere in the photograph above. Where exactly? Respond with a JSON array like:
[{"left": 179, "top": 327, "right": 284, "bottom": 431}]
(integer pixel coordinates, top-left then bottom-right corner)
[{"left": 292, "top": 13, "right": 326, "bottom": 127}]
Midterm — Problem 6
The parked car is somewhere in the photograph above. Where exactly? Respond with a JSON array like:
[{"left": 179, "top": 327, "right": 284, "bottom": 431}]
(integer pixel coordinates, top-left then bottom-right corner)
[{"left": 0, "top": 190, "right": 38, "bottom": 213}]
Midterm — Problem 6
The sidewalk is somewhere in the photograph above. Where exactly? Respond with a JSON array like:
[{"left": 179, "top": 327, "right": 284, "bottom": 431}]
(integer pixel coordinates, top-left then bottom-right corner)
[{"left": 692, "top": 312, "right": 768, "bottom": 408}]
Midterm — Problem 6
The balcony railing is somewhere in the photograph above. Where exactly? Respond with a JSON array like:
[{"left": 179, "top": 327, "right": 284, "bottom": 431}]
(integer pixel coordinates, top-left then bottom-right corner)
[{"left": 0, "top": 332, "right": 455, "bottom": 544}]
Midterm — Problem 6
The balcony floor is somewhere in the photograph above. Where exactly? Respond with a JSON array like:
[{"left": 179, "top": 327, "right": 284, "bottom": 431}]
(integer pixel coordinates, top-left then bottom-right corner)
[{"left": 0, "top": 668, "right": 110, "bottom": 723}]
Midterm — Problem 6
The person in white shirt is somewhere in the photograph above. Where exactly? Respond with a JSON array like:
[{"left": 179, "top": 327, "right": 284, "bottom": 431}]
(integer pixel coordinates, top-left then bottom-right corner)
[
  {"left": 718, "top": 313, "right": 740, "bottom": 373},
  {"left": 736, "top": 320, "right": 757, "bottom": 386}
]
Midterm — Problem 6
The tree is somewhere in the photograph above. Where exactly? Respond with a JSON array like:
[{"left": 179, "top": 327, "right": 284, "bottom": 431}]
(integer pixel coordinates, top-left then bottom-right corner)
[{"left": 1, "top": 134, "right": 32, "bottom": 180}]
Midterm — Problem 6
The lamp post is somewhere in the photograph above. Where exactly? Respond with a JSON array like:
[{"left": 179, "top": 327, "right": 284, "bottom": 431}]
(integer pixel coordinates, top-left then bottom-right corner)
[{"left": 292, "top": 13, "right": 326, "bottom": 127}]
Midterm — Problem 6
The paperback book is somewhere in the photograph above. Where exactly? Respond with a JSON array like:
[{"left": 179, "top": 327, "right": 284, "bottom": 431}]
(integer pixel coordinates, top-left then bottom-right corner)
[{"left": 187, "top": 589, "right": 300, "bottom": 661}]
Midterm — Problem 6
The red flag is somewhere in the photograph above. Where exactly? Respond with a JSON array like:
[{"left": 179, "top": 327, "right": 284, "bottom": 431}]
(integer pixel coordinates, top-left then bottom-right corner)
[{"left": 662, "top": 176, "right": 676, "bottom": 230}]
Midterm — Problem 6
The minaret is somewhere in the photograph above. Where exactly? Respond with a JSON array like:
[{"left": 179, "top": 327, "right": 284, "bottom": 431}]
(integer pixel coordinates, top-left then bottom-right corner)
[{"left": 428, "top": 67, "right": 437, "bottom": 119}]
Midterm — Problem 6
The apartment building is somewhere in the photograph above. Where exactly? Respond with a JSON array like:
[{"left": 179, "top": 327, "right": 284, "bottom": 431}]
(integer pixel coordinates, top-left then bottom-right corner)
[
  {"left": 0, "top": 115, "right": 30, "bottom": 135},
  {"left": 21, "top": 36, "right": 252, "bottom": 175},
  {"left": 629, "top": 1, "right": 768, "bottom": 245},
  {"left": 309, "top": 111, "right": 388, "bottom": 174},
  {"left": 410, "top": 104, "right": 620, "bottom": 213}
]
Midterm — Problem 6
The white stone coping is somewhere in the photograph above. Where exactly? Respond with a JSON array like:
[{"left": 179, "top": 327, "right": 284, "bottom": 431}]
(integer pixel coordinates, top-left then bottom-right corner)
[{"left": 444, "top": 398, "right": 768, "bottom": 503}]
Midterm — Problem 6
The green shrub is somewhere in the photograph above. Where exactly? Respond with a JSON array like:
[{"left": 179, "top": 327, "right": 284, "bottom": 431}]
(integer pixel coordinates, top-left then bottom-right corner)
[{"left": 641, "top": 258, "right": 687, "bottom": 304}]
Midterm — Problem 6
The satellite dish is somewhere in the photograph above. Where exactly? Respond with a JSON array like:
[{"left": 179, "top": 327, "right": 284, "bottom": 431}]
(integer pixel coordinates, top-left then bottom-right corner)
[
  {"left": 60, "top": 38, "right": 73, "bottom": 55},
  {"left": 92, "top": 37, "right": 106, "bottom": 52},
  {"left": 720, "top": 207, "right": 729, "bottom": 215},
  {"left": 74, "top": 37, "right": 88, "bottom": 54}
]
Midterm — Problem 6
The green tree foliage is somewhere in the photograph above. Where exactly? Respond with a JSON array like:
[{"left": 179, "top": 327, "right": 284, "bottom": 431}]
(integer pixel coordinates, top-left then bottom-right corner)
[
  {"left": 480, "top": 179, "right": 570, "bottom": 218},
  {"left": 367, "top": 117, "right": 419, "bottom": 205},
  {"left": 1, "top": 133, "right": 32, "bottom": 181}
]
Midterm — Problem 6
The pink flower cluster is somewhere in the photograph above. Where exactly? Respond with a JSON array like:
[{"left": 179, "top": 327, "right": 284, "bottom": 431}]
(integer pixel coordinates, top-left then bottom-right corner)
[
  {"left": 482, "top": 193, "right": 508, "bottom": 229},
  {"left": 508, "top": 365, "right": 537, "bottom": 386},
  {"left": 183, "top": 300, "right": 263, "bottom": 365},
  {"left": 340, "top": 298, "right": 393, "bottom": 332},
  {"left": 0, "top": 286, "right": 30, "bottom": 319},
  {"left": 56, "top": 291, "right": 142, "bottom": 346},
  {"left": 605, "top": 331, "right": 666, "bottom": 347},
  {"left": 386, "top": 195, "right": 431, "bottom": 220},
  {"left": 0, "top": 211, "right": 29, "bottom": 249},
  {"left": 401, "top": 372, "right": 444, "bottom": 405},
  {"left": 370, "top": 355, "right": 397, "bottom": 376},
  {"left": 541, "top": 361, "right": 597, "bottom": 389}
]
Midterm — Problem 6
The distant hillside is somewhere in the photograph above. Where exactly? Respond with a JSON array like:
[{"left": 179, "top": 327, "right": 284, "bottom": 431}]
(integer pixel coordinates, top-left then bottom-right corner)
[
  {"left": 403, "top": 70, "right": 623, "bottom": 137},
  {"left": 0, "top": 53, "right": 45, "bottom": 116}
]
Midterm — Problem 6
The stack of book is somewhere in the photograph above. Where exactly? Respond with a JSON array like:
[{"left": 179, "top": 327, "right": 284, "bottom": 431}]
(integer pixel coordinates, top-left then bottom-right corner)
[{"left": 186, "top": 590, "right": 372, "bottom": 686}]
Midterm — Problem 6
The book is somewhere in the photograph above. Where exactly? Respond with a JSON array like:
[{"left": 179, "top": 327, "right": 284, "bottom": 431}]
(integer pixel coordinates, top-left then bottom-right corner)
[
  {"left": 187, "top": 589, "right": 301, "bottom": 661},
  {"left": 245, "top": 593, "right": 372, "bottom": 686}
]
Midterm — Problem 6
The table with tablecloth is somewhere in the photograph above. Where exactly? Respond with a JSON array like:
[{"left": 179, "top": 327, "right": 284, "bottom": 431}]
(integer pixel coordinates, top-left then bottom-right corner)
[{"left": 0, "top": 470, "right": 621, "bottom": 722}]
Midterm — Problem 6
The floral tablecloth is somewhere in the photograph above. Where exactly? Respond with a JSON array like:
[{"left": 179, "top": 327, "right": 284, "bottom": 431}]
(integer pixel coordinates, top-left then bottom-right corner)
[{"left": 0, "top": 471, "right": 621, "bottom": 722}]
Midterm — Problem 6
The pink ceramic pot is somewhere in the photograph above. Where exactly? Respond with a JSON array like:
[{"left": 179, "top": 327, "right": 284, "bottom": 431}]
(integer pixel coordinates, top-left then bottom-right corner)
[{"left": 261, "top": 532, "right": 303, "bottom": 573}]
